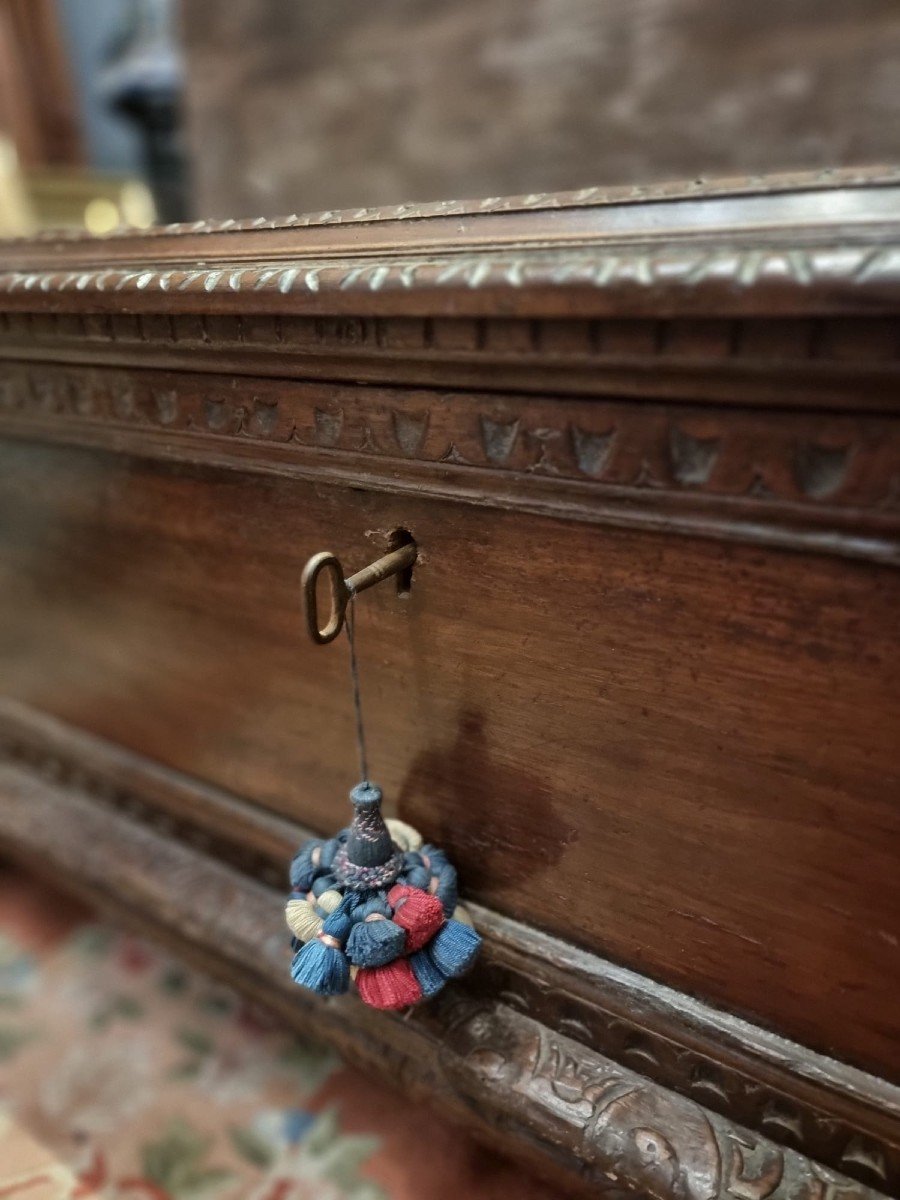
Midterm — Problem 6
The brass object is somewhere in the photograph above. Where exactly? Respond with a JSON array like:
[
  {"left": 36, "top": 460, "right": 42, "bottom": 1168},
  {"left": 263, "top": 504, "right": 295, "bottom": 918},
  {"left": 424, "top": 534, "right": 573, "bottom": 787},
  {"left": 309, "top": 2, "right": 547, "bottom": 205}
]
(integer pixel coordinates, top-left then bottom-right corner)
[{"left": 301, "top": 542, "right": 417, "bottom": 645}]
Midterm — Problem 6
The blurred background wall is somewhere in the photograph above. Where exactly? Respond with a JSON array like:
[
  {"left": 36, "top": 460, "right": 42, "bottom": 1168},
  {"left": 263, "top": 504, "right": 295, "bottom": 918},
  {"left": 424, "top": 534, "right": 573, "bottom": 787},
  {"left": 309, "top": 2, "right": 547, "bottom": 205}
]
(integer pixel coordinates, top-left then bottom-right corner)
[
  {"left": 180, "top": 0, "right": 900, "bottom": 218},
  {"left": 1, "top": 0, "right": 899, "bottom": 229}
]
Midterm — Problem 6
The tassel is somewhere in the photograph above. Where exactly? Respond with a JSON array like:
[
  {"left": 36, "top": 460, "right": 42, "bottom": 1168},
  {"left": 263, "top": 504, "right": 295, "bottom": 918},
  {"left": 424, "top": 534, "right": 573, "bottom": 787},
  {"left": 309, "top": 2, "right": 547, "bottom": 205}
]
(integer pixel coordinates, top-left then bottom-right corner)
[
  {"left": 420, "top": 846, "right": 458, "bottom": 915},
  {"left": 290, "top": 940, "right": 349, "bottom": 995},
  {"left": 316, "top": 889, "right": 344, "bottom": 914},
  {"left": 403, "top": 864, "right": 432, "bottom": 891},
  {"left": 290, "top": 906, "right": 353, "bottom": 996},
  {"left": 385, "top": 818, "right": 423, "bottom": 852},
  {"left": 289, "top": 841, "right": 322, "bottom": 892},
  {"left": 286, "top": 783, "right": 479, "bottom": 1008},
  {"left": 310, "top": 874, "right": 338, "bottom": 898},
  {"left": 398, "top": 851, "right": 432, "bottom": 890},
  {"left": 388, "top": 884, "right": 445, "bottom": 953},
  {"left": 428, "top": 865, "right": 458, "bottom": 916},
  {"left": 285, "top": 898, "right": 324, "bottom": 943},
  {"left": 346, "top": 915, "right": 406, "bottom": 967},
  {"left": 409, "top": 949, "right": 447, "bottom": 998},
  {"left": 426, "top": 918, "right": 481, "bottom": 978},
  {"left": 421, "top": 845, "right": 450, "bottom": 872},
  {"left": 350, "top": 896, "right": 392, "bottom": 920},
  {"left": 318, "top": 837, "right": 343, "bottom": 869},
  {"left": 356, "top": 958, "right": 422, "bottom": 1010}
]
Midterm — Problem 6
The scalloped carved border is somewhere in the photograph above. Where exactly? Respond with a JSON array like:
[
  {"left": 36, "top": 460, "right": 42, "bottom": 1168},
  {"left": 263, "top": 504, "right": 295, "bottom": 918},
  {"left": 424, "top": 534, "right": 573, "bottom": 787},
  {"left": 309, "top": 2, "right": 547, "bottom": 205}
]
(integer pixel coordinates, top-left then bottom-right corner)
[{"left": 0, "top": 361, "right": 898, "bottom": 531}]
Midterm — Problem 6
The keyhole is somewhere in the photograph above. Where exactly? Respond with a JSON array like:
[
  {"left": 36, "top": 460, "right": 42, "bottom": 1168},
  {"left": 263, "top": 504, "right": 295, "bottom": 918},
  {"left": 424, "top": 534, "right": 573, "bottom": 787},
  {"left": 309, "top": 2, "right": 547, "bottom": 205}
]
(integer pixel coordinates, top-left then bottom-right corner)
[{"left": 388, "top": 528, "right": 415, "bottom": 596}]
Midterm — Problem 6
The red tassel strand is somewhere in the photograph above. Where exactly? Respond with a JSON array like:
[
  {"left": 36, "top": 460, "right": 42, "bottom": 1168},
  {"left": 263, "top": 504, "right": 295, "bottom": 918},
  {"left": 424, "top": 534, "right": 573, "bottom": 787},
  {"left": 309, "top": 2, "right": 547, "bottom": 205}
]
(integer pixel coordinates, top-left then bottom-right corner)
[
  {"left": 388, "top": 884, "right": 445, "bottom": 952},
  {"left": 356, "top": 957, "right": 423, "bottom": 1010}
]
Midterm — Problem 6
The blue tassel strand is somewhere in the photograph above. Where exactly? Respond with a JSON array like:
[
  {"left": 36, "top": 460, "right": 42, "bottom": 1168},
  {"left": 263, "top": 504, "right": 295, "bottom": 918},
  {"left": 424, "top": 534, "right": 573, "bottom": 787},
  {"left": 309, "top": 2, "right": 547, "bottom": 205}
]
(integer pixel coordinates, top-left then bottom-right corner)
[
  {"left": 289, "top": 841, "right": 322, "bottom": 891},
  {"left": 290, "top": 939, "right": 349, "bottom": 995},
  {"left": 403, "top": 865, "right": 432, "bottom": 890},
  {"left": 426, "top": 918, "right": 481, "bottom": 978},
  {"left": 318, "top": 837, "right": 343, "bottom": 869},
  {"left": 321, "top": 905, "right": 354, "bottom": 941},
  {"left": 289, "top": 904, "right": 354, "bottom": 996},
  {"left": 431, "top": 866, "right": 458, "bottom": 916},
  {"left": 409, "top": 949, "right": 447, "bottom": 998},
  {"left": 310, "top": 874, "right": 338, "bottom": 898},
  {"left": 421, "top": 845, "right": 450, "bottom": 872},
  {"left": 349, "top": 896, "right": 392, "bottom": 920},
  {"left": 346, "top": 918, "right": 406, "bottom": 967},
  {"left": 419, "top": 845, "right": 458, "bottom": 914}
]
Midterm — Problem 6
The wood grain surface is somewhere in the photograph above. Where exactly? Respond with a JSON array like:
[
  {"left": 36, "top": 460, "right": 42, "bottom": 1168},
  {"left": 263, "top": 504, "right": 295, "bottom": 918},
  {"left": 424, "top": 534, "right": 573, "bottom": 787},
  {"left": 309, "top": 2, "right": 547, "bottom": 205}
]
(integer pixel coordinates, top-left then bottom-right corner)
[{"left": 0, "top": 433, "right": 897, "bottom": 1081}]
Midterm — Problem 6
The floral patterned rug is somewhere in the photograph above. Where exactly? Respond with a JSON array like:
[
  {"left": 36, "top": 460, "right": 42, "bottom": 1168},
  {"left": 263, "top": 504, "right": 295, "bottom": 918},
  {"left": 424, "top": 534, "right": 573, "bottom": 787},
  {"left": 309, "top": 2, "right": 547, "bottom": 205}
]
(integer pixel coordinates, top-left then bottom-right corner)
[
  {"left": 0, "top": 1111, "right": 89, "bottom": 1199},
  {"left": 0, "top": 868, "right": 565, "bottom": 1200}
]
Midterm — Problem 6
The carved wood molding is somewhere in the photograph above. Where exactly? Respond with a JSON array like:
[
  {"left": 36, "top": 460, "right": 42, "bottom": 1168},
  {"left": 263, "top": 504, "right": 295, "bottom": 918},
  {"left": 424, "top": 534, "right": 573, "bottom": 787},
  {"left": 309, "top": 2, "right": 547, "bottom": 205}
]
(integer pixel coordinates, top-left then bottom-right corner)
[
  {"left": 1, "top": 310, "right": 897, "bottom": 412},
  {"left": 0, "top": 360, "right": 897, "bottom": 565},
  {"left": 435, "top": 1002, "right": 887, "bottom": 1200},
  {"left": 2, "top": 177, "right": 900, "bottom": 320},
  {"left": 1, "top": 241, "right": 899, "bottom": 319},
  {"left": 0, "top": 700, "right": 897, "bottom": 1195},
  {"left": 2, "top": 177, "right": 897, "bottom": 566}
]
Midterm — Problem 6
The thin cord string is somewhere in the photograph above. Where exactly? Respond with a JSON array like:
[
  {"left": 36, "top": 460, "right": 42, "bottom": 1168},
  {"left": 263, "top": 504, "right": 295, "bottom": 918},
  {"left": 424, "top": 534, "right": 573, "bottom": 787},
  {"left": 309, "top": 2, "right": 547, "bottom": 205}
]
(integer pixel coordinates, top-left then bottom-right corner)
[{"left": 344, "top": 593, "right": 369, "bottom": 784}]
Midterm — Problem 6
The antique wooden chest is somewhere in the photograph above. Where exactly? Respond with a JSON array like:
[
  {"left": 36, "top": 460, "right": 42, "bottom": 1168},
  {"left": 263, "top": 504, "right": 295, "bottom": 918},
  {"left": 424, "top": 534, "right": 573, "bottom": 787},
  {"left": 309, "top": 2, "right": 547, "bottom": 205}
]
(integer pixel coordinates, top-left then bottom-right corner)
[{"left": 0, "top": 168, "right": 898, "bottom": 1197}]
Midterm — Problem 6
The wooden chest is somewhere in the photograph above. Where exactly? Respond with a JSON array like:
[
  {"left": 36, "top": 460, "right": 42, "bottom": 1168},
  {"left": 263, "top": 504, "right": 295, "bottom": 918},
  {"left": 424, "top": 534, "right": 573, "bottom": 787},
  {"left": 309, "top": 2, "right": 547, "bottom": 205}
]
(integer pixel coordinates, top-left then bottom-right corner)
[{"left": 0, "top": 169, "right": 898, "bottom": 1197}]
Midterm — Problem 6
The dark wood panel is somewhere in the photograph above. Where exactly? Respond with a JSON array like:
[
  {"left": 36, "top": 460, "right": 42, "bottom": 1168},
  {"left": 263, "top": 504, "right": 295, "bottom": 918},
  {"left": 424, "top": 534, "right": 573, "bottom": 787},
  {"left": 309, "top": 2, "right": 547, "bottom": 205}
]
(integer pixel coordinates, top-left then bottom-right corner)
[{"left": 1, "top": 434, "right": 897, "bottom": 1078}]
